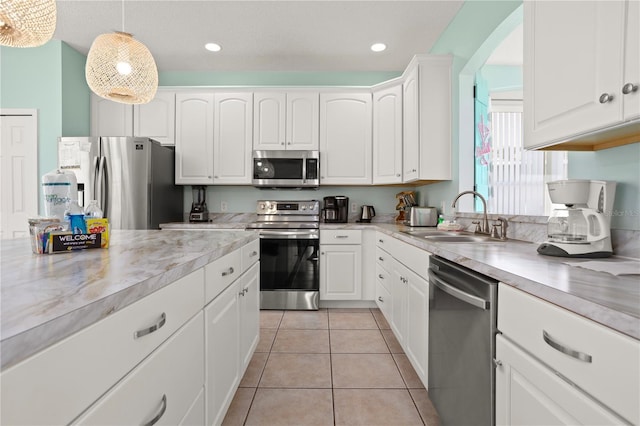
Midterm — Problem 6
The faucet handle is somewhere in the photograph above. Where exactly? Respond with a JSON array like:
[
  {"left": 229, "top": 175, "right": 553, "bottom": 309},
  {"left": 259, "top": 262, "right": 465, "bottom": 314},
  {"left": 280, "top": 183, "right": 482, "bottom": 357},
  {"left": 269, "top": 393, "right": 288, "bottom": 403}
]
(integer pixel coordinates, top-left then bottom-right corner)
[
  {"left": 495, "top": 217, "right": 508, "bottom": 240},
  {"left": 471, "top": 221, "right": 482, "bottom": 233},
  {"left": 491, "top": 223, "right": 501, "bottom": 239}
]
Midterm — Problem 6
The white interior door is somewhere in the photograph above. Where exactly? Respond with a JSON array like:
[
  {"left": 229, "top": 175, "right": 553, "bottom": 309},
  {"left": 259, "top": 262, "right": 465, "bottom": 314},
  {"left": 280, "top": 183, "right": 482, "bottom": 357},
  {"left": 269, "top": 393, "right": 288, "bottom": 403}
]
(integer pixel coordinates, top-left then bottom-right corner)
[{"left": 0, "top": 110, "right": 38, "bottom": 239}]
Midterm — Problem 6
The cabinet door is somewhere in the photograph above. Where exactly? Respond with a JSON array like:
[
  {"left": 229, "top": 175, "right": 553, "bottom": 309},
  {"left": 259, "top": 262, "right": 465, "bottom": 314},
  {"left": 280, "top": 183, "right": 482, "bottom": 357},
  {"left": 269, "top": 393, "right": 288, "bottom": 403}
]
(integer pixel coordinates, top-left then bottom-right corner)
[
  {"left": 390, "top": 261, "right": 407, "bottom": 346},
  {"left": 175, "top": 93, "right": 214, "bottom": 185},
  {"left": 623, "top": 0, "right": 640, "bottom": 121},
  {"left": 524, "top": 1, "right": 626, "bottom": 148},
  {"left": 205, "top": 282, "right": 241, "bottom": 426},
  {"left": 373, "top": 84, "right": 403, "bottom": 184},
  {"left": 239, "top": 263, "right": 260, "bottom": 370},
  {"left": 90, "top": 94, "right": 133, "bottom": 137},
  {"left": 404, "top": 267, "right": 429, "bottom": 387},
  {"left": 320, "top": 244, "right": 362, "bottom": 300},
  {"left": 253, "top": 92, "right": 286, "bottom": 150},
  {"left": 495, "top": 335, "right": 626, "bottom": 426},
  {"left": 213, "top": 92, "right": 253, "bottom": 184},
  {"left": 134, "top": 91, "right": 176, "bottom": 145},
  {"left": 402, "top": 66, "right": 419, "bottom": 182},
  {"left": 287, "top": 92, "right": 319, "bottom": 150},
  {"left": 319, "top": 93, "right": 372, "bottom": 185},
  {"left": 73, "top": 313, "right": 204, "bottom": 426}
]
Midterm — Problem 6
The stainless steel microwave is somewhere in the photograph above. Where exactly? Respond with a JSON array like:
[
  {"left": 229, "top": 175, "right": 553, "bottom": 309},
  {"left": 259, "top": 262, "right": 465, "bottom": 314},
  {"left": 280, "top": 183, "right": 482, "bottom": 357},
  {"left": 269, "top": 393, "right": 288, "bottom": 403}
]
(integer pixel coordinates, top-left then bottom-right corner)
[{"left": 252, "top": 150, "right": 320, "bottom": 188}]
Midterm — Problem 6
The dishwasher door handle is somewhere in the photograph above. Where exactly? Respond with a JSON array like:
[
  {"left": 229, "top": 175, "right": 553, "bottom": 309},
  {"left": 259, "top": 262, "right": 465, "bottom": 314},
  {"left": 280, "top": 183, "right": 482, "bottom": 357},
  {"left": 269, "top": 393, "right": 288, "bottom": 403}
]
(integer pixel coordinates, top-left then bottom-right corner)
[{"left": 429, "top": 270, "right": 490, "bottom": 310}]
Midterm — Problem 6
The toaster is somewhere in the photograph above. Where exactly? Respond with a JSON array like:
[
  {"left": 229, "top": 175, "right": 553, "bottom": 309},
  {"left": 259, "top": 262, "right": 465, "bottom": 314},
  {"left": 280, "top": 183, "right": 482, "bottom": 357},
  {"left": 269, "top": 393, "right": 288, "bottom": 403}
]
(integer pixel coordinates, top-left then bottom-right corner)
[{"left": 406, "top": 207, "right": 438, "bottom": 227}]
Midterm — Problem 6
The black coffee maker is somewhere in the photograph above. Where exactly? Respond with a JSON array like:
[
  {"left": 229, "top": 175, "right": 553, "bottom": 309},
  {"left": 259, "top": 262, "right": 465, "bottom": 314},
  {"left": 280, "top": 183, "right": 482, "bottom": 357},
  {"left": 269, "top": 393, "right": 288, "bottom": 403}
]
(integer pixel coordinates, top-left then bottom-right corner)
[
  {"left": 323, "top": 196, "right": 349, "bottom": 223},
  {"left": 189, "top": 186, "right": 209, "bottom": 222}
]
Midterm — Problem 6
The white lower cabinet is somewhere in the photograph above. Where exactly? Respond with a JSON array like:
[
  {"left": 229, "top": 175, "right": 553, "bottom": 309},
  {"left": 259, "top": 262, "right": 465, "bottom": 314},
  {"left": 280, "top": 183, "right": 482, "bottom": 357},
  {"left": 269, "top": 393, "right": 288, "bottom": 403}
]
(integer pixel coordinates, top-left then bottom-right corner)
[
  {"left": 320, "top": 230, "right": 363, "bottom": 300},
  {"left": 497, "top": 284, "right": 639, "bottom": 425},
  {"left": 73, "top": 312, "right": 205, "bottom": 425},
  {"left": 375, "top": 232, "right": 430, "bottom": 387},
  {"left": 205, "top": 262, "right": 260, "bottom": 426}
]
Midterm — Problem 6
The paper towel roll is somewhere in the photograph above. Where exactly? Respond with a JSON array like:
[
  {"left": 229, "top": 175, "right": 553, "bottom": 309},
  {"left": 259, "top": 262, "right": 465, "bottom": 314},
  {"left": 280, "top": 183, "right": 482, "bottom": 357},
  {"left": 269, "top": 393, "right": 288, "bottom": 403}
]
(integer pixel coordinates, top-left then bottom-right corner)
[{"left": 42, "top": 169, "right": 78, "bottom": 220}]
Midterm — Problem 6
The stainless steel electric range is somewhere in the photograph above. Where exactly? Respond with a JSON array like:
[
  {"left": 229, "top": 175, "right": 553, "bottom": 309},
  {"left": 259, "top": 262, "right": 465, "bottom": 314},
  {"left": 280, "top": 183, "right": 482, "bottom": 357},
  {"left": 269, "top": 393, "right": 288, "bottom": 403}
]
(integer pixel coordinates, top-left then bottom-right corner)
[{"left": 246, "top": 200, "right": 320, "bottom": 310}]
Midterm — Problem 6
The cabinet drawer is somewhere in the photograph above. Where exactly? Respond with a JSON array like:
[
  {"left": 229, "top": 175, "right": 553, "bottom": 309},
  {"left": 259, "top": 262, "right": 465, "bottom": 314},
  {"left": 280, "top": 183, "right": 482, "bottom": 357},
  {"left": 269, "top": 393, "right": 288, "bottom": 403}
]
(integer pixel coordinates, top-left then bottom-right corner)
[
  {"left": 74, "top": 312, "right": 205, "bottom": 425},
  {"left": 241, "top": 238, "right": 260, "bottom": 271},
  {"left": 375, "top": 261, "right": 391, "bottom": 292},
  {"left": 320, "top": 229, "right": 362, "bottom": 244},
  {"left": 498, "top": 284, "right": 640, "bottom": 425},
  {"left": 375, "top": 246, "right": 392, "bottom": 270},
  {"left": 375, "top": 280, "right": 392, "bottom": 319},
  {"left": 205, "top": 249, "right": 242, "bottom": 303},
  {"left": 376, "top": 233, "right": 429, "bottom": 278},
  {"left": 0, "top": 268, "right": 204, "bottom": 426}
]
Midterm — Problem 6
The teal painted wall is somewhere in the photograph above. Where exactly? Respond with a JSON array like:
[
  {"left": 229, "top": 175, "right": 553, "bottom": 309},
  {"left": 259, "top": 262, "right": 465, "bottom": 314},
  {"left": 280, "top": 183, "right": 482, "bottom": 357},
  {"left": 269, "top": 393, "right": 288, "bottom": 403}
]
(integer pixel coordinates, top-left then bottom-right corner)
[
  {"left": 61, "top": 43, "right": 91, "bottom": 137},
  {"left": 479, "top": 64, "right": 522, "bottom": 92},
  {"left": 568, "top": 144, "right": 640, "bottom": 230}
]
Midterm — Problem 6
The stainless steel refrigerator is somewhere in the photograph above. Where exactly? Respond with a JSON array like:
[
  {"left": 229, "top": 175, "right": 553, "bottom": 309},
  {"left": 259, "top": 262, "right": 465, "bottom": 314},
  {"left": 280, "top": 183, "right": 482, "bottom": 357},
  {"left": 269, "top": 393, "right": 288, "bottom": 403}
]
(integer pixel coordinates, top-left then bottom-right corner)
[{"left": 58, "top": 137, "right": 184, "bottom": 229}]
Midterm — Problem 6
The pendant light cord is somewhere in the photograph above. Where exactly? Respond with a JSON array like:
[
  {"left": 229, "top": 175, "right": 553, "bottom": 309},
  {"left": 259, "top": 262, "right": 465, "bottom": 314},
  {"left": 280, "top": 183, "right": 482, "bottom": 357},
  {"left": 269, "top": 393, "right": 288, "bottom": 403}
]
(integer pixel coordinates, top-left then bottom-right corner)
[{"left": 121, "top": 0, "right": 125, "bottom": 32}]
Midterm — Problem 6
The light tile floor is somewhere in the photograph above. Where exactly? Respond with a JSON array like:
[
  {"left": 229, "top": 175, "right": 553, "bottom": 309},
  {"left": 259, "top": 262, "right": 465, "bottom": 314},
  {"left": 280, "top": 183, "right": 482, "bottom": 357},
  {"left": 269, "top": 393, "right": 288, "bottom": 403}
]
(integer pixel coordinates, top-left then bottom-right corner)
[{"left": 222, "top": 308, "right": 440, "bottom": 426}]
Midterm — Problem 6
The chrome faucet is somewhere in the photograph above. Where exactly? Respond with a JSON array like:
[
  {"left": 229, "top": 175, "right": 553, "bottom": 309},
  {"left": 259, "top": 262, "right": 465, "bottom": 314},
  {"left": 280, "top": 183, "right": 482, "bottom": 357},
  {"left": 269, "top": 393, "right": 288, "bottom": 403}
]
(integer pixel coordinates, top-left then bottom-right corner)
[{"left": 451, "top": 191, "right": 490, "bottom": 234}]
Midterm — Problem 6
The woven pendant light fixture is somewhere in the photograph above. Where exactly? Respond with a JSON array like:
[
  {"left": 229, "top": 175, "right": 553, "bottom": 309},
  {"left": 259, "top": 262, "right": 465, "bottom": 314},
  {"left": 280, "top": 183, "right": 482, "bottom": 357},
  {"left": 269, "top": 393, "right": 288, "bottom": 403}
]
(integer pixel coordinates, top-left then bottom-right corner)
[
  {"left": 0, "top": 0, "right": 57, "bottom": 47},
  {"left": 85, "top": 1, "right": 158, "bottom": 104}
]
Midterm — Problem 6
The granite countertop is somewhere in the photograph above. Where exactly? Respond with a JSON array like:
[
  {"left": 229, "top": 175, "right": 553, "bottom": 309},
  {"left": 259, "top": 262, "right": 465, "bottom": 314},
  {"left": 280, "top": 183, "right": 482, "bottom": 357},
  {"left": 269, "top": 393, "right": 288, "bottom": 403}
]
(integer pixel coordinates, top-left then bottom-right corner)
[
  {"left": 0, "top": 229, "right": 258, "bottom": 370},
  {"left": 164, "top": 220, "right": 640, "bottom": 340}
]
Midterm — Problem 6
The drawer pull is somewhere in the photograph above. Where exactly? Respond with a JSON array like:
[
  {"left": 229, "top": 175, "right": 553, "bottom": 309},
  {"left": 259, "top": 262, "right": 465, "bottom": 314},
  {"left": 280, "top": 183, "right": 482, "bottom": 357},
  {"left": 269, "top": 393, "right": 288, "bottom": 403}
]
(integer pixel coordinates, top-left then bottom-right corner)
[
  {"left": 542, "top": 330, "right": 592, "bottom": 363},
  {"left": 378, "top": 274, "right": 384, "bottom": 279},
  {"left": 249, "top": 250, "right": 258, "bottom": 257},
  {"left": 222, "top": 267, "right": 235, "bottom": 277},
  {"left": 378, "top": 296, "right": 384, "bottom": 302},
  {"left": 335, "top": 235, "right": 349, "bottom": 239},
  {"left": 378, "top": 257, "right": 384, "bottom": 261},
  {"left": 134, "top": 312, "right": 166, "bottom": 339},
  {"left": 143, "top": 394, "right": 167, "bottom": 426}
]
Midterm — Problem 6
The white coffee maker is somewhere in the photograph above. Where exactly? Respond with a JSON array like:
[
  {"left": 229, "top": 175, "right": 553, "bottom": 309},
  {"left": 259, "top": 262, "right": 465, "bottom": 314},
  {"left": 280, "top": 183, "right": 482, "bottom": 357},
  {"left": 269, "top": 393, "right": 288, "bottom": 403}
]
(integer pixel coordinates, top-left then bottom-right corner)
[{"left": 537, "top": 179, "right": 616, "bottom": 258}]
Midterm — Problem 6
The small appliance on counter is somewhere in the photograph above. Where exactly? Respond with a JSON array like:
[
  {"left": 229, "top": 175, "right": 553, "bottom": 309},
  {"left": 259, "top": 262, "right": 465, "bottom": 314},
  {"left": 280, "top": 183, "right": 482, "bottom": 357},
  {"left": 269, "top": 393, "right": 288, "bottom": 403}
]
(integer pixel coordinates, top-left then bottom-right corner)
[
  {"left": 406, "top": 206, "right": 438, "bottom": 227},
  {"left": 323, "top": 196, "right": 349, "bottom": 223},
  {"left": 538, "top": 179, "right": 616, "bottom": 258},
  {"left": 189, "top": 186, "right": 209, "bottom": 222},
  {"left": 358, "top": 205, "right": 376, "bottom": 223}
]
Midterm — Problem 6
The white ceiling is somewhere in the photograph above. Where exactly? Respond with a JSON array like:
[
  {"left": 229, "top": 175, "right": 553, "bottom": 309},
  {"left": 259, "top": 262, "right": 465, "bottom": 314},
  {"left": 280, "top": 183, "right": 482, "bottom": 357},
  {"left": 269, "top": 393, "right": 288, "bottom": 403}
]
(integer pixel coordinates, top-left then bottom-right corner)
[
  {"left": 485, "top": 23, "right": 523, "bottom": 66},
  {"left": 53, "top": 0, "right": 465, "bottom": 73}
]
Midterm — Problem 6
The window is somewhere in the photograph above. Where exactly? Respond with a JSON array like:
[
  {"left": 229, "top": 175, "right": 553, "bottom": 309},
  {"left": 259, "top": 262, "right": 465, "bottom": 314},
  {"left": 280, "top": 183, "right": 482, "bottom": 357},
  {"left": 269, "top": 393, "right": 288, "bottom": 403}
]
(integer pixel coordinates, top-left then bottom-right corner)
[{"left": 474, "top": 94, "right": 567, "bottom": 216}]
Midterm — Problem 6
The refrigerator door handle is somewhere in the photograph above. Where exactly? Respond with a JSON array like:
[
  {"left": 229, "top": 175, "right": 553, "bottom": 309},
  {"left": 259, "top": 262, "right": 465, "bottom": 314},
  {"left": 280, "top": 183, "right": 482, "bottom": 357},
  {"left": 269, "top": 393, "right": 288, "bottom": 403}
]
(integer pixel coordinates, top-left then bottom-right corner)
[
  {"left": 93, "top": 156, "right": 100, "bottom": 204},
  {"left": 97, "top": 156, "right": 108, "bottom": 217}
]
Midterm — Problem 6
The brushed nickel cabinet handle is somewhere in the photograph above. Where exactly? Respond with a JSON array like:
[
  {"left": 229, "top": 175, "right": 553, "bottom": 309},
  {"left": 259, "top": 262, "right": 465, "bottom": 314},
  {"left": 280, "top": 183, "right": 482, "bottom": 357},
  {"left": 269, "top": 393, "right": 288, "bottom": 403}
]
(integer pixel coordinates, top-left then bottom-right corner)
[
  {"left": 542, "top": 330, "right": 592, "bottom": 363},
  {"left": 378, "top": 256, "right": 384, "bottom": 261},
  {"left": 378, "top": 274, "right": 384, "bottom": 279},
  {"left": 143, "top": 394, "right": 167, "bottom": 426},
  {"left": 378, "top": 296, "right": 384, "bottom": 302},
  {"left": 134, "top": 312, "right": 166, "bottom": 339},
  {"left": 335, "top": 235, "right": 349, "bottom": 239},
  {"left": 222, "top": 267, "right": 234, "bottom": 277},
  {"left": 622, "top": 83, "right": 638, "bottom": 94},
  {"left": 250, "top": 250, "right": 258, "bottom": 257},
  {"left": 599, "top": 93, "right": 614, "bottom": 104}
]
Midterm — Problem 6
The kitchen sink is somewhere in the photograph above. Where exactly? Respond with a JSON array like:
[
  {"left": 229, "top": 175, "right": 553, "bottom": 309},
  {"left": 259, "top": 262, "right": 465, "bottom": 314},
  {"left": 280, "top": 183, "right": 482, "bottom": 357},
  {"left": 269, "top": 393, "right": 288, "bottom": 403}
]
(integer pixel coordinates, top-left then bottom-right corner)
[{"left": 401, "top": 229, "right": 502, "bottom": 243}]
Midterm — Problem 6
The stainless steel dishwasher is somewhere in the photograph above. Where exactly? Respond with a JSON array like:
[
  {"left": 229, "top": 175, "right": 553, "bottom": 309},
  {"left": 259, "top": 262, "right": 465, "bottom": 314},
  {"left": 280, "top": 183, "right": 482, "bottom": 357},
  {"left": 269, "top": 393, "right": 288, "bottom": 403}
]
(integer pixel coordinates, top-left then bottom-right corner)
[{"left": 428, "top": 255, "right": 498, "bottom": 426}]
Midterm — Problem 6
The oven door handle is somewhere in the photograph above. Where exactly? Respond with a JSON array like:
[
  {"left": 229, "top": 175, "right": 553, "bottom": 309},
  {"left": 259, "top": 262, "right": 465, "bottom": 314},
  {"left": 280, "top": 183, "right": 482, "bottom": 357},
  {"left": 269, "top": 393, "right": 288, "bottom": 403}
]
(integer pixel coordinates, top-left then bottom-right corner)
[{"left": 259, "top": 230, "right": 319, "bottom": 239}]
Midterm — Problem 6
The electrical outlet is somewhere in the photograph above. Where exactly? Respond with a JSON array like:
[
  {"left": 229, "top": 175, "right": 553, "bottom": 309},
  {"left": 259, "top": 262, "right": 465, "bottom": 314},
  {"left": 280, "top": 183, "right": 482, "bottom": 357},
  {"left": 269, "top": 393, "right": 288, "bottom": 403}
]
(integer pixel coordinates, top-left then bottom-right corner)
[
  {"left": 351, "top": 202, "right": 357, "bottom": 213},
  {"left": 220, "top": 201, "right": 228, "bottom": 212}
]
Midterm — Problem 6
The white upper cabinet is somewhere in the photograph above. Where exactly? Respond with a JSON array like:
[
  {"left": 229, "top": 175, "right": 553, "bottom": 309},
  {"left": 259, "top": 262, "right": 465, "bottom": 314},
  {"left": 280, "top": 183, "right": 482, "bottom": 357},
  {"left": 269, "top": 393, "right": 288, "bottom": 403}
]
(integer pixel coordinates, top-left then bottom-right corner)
[
  {"left": 213, "top": 92, "right": 253, "bottom": 184},
  {"left": 401, "top": 55, "right": 452, "bottom": 182},
  {"left": 90, "top": 94, "right": 133, "bottom": 137},
  {"left": 524, "top": 0, "right": 640, "bottom": 150},
  {"left": 175, "top": 92, "right": 214, "bottom": 185},
  {"left": 133, "top": 90, "right": 176, "bottom": 145},
  {"left": 372, "top": 81, "right": 403, "bottom": 185},
  {"left": 319, "top": 92, "right": 373, "bottom": 185},
  {"left": 253, "top": 91, "right": 319, "bottom": 150}
]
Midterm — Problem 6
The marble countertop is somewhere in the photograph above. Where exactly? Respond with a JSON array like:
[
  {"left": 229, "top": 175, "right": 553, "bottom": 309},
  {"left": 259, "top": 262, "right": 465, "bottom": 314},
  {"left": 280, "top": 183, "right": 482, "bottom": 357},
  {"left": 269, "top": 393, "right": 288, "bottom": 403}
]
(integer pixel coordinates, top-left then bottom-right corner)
[
  {"left": 163, "top": 220, "right": 640, "bottom": 340},
  {"left": 0, "top": 229, "right": 258, "bottom": 370}
]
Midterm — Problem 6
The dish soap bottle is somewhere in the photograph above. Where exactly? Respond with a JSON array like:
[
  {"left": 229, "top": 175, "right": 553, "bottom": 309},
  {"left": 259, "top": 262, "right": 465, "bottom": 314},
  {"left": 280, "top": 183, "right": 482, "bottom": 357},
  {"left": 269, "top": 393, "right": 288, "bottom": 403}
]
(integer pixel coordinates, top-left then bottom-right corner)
[
  {"left": 84, "top": 200, "right": 103, "bottom": 219},
  {"left": 64, "top": 201, "right": 87, "bottom": 234}
]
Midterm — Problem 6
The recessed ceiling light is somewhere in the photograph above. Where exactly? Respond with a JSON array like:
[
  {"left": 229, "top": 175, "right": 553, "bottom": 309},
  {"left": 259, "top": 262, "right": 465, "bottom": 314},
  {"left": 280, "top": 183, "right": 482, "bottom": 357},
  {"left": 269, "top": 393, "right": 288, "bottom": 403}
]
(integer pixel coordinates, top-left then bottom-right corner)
[
  {"left": 205, "top": 43, "right": 222, "bottom": 52},
  {"left": 370, "top": 43, "right": 386, "bottom": 52}
]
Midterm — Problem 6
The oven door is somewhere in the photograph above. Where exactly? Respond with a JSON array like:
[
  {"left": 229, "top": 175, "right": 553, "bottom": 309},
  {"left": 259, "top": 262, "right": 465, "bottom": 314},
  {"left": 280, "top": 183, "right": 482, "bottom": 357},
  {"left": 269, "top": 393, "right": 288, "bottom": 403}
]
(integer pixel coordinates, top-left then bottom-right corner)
[{"left": 259, "top": 229, "right": 320, "bottom": 310}]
